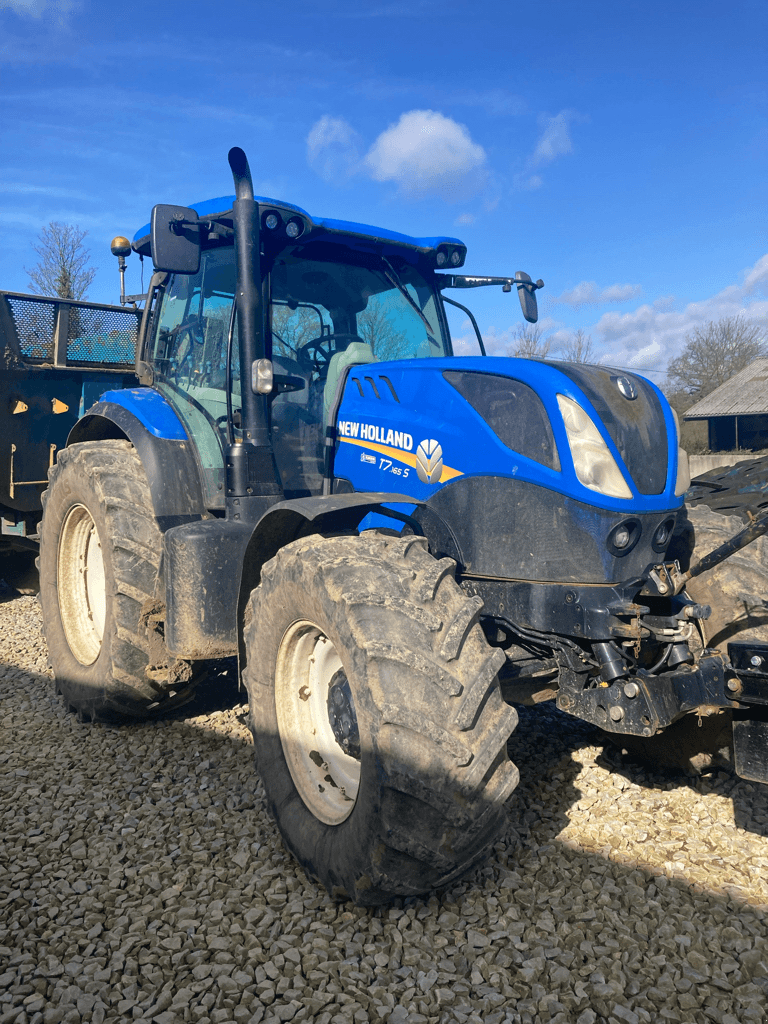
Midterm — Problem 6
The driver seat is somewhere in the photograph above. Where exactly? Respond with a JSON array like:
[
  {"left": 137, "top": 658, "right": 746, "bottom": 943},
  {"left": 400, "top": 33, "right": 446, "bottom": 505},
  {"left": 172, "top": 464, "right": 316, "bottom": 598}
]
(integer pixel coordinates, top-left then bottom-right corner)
[{"left": 323, "top": 342, "right": 376, "bottom": 419}]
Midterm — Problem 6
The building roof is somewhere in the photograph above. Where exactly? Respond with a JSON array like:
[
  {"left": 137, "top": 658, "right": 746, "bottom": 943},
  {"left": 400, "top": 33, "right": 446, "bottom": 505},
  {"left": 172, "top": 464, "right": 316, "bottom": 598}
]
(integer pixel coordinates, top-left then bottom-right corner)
[{"left": 684, "top": 357, "right": 768, "bottom": 418}]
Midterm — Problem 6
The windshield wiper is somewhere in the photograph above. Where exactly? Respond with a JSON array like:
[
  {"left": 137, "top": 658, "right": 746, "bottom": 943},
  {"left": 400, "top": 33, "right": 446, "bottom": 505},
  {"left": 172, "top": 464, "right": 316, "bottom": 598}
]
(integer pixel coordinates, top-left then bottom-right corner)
[{"left": 380, "top": 257, "right": 437, "bottom": 341}]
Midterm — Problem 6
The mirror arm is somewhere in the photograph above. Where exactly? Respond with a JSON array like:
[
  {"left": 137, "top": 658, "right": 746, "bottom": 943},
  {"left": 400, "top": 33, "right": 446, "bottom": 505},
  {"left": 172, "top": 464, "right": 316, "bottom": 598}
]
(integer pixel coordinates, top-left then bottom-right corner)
[{"left": 438, "top": 274, "right": 545, "bottom": 291}]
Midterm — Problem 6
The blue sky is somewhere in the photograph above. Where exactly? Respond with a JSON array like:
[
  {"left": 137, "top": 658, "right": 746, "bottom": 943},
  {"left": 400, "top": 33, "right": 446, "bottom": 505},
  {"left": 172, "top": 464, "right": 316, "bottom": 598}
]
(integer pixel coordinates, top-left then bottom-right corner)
[{"left": 1, "top": 0, "right": 766, "bottom": 382}]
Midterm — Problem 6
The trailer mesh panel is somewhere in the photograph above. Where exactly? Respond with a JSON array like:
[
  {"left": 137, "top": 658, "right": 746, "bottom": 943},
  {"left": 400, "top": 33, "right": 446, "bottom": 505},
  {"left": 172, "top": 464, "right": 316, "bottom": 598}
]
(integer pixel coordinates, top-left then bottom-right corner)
[
  {"left": 65, "top": 305, "right": 136, "bottom": 366},
  {"left": 8, "top": 296, "right": 56, "bottom": 361},
  {"left": 5, "top": 293, "right": 139, "bottom": 368}
]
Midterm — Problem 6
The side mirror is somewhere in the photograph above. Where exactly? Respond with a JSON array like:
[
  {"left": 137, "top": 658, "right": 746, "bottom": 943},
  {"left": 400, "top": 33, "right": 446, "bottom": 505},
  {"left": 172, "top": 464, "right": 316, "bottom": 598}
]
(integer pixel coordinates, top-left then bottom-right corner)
[
  {"left": 150, "top": 204, "right": 201, "bottom": 274},
  {"left": 515, "top": 272, "right": 540, "bottom": 324}
]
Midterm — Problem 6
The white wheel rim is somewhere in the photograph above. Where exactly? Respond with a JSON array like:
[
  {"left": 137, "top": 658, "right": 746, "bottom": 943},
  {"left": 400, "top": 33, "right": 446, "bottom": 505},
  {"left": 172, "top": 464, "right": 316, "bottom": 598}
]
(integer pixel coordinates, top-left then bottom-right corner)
[
  {"left": 275, "top": 621, "right": 361, "bottom": 825},
  {"left": 57, "top": 504, "right": 106, "bottom": 665}
]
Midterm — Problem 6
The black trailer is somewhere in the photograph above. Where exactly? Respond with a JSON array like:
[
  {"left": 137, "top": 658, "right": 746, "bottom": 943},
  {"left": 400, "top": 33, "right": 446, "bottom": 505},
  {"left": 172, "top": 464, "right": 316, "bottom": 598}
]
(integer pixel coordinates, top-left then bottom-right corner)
[{"left": 1, "top": 290, "right": 139, "bottom": 588}]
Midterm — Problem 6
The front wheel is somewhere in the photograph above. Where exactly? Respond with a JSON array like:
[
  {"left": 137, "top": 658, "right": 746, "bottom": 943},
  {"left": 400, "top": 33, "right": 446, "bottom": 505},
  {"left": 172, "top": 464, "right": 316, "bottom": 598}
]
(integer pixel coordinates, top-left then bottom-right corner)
[{"left": 243, "top": 532, "right": 519, "bottom": 905}]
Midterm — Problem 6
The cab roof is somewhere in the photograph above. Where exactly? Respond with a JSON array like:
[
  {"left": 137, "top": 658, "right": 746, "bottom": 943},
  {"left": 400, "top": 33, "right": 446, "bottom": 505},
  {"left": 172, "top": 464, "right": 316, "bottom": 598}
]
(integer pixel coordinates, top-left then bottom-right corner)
[{"left": 132, "top": 195, "right": 465, "bottom": 264}]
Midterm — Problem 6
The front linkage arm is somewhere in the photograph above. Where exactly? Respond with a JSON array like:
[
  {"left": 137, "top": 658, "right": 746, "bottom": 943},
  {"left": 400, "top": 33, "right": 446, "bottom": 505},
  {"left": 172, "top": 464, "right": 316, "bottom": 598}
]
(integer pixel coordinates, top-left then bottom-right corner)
[{"left": 643, "top": 508, "right": 768, "bottom": 599}]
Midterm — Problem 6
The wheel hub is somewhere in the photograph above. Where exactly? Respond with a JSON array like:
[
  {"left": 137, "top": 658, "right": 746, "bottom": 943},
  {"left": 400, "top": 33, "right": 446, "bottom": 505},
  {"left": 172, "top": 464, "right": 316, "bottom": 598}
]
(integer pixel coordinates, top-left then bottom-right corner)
[
  {"left": 57, "top": 503, "right": 106, "bottom": 666},
  {"left": 327, "top": 670, "right": 361, "bottom": 760},
  {"left": 274, "top": 621, "right": 361, "bottom": 825}
]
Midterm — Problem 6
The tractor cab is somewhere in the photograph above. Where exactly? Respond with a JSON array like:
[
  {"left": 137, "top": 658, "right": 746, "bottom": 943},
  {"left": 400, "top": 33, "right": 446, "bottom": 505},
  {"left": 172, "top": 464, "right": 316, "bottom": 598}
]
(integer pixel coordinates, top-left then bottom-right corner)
[{"left": 137, "top": 231, "right": 453, "bottom": 503}]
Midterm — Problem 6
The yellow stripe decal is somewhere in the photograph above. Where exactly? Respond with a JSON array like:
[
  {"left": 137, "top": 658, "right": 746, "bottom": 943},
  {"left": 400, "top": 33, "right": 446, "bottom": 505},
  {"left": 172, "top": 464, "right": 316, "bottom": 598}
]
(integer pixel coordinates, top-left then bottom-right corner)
[{"left": 339, "top": 436, "right": 463, "bottom": 483}]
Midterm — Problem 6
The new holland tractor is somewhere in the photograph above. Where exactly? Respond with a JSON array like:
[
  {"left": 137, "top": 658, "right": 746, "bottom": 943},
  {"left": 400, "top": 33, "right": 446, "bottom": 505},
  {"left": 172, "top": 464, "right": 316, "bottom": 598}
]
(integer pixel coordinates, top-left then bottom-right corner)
[{"left": 38, "top": 148, "right": 768, "bottom": 905}]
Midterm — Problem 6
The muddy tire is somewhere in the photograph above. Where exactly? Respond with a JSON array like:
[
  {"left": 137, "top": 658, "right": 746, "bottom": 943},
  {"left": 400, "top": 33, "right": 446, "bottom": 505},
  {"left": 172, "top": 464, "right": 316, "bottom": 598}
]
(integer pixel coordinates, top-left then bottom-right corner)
[
  {"left": 243, "top": 531, "right": 519, "bottom": 905},
  {"left": 683, "top": 504, "right": 768, "bottom": 651},
  {"left": 39, "top": 439, "right": 194, "bottom": 721}
]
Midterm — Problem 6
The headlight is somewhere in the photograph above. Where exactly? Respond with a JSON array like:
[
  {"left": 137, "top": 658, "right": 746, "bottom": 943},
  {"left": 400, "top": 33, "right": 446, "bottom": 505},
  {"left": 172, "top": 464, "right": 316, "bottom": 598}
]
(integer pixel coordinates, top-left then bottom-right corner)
[
  {"left": 557, "top": 395, "right": 633, "bottom": 500},
  {"left": 675, "top": 448, "right": 691, "bottom": 496},
  {"left": 670, "top": 408, "right": 691, "bottom": 496}
]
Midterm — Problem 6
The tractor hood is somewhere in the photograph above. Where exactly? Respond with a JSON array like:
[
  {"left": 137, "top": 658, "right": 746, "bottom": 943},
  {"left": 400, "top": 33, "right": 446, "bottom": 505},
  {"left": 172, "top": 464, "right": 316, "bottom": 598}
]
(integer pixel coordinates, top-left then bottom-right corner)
[
  {"left": 332, "top": 356, "right": 680, "bottom": 515},
  {"left": 332, "top": 357, "right": 683, "bottom": 584}
]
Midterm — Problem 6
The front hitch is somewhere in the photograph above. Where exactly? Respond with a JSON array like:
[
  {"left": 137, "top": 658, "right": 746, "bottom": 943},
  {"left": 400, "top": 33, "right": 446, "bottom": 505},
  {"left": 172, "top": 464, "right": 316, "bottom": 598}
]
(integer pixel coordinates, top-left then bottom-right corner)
[{"left": 556, "top": 649, "right": 742, "bottom": 736}]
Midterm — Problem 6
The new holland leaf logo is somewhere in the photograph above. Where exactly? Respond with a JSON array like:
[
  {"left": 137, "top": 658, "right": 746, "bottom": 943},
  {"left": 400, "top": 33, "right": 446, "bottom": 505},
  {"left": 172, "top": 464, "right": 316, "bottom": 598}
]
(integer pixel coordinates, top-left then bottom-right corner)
[{"left": 415, "top": 439, "right": 443, "bottom": 484}]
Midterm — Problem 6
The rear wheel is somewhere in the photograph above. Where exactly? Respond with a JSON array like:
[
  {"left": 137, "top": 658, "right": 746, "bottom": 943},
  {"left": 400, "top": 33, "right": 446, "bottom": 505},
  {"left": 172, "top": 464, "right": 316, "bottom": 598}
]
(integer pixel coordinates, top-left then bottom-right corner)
[
  {"left": 39, "top": 439, "right": 195, "bottom": 721},
  {"left": 243, "top": 531, "right": 519, "bottom": 905}
]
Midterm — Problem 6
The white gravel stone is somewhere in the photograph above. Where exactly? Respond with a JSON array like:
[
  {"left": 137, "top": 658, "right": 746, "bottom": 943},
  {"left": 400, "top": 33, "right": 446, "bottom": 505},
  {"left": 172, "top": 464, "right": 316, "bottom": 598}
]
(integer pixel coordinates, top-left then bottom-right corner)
[{"left": 1, "top": 588, "right": 767, "bottom": 1024}]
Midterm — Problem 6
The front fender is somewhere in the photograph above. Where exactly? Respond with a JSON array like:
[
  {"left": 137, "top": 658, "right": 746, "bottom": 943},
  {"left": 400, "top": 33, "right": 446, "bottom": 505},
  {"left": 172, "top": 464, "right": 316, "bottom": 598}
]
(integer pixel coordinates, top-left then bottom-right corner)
[{"left": 235, "top": 493, "right": 422, "bottom": 666}]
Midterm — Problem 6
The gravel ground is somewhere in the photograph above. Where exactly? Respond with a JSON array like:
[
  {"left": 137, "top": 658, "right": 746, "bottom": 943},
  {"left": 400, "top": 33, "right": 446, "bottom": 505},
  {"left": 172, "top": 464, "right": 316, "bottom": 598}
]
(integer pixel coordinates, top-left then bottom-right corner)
[{"left": 1, "top": 587, "right": 767, "bottom": 1024}]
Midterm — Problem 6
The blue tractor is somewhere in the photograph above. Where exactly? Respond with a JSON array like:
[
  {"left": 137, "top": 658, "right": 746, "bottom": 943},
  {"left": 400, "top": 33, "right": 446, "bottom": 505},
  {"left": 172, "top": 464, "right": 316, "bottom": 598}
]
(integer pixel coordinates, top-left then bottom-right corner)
[{"left": 38, "top": 148, "right": 768, "bottom": 904}]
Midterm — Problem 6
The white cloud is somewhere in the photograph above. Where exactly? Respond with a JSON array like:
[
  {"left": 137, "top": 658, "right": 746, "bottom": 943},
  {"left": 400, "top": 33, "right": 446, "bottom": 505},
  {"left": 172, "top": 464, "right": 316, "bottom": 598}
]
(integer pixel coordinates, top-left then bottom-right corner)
[
  {"left": 521, "top": 174, "right": 543, "bottom": 190},
  {"left": 364, "top": 109, "right": 486, "bottom": 200},
  {"left": 0, "top": 0, "right": 76, "bottom": 20},
  {"left": 306, "top": 115, "right": 362, "bottom": 183},
  {"left": 743, "top": 253, "right": 768, "bottom": 293},
  {"left": 590, "top": 253, "right": 768, "bottom": 373},
  {"left": 449, "top": 316, "right": 562, "bottom": 359},
  {"left": 0, "top": 182, "right": 93, "bottom": 201},
  {"left": 516, "top": 109, "right": 582, "bottom": 190},
  {"left": 531, "top": 111, "right": 574, "bottom": 166},
  {"left": 456, "top": 88, "right": 527, "bottom": 117},
  {"left": 0, "top": 0, "right": 44, "bottom": 13},
  {"left": 553, "top": 280, "right": 642, "bottom": 308},
  {"left": 454, "top": 212, "right": 475, "bottom": 227},
  {"left": 446, "top": 255, "right": 768, "bottom": 376}
]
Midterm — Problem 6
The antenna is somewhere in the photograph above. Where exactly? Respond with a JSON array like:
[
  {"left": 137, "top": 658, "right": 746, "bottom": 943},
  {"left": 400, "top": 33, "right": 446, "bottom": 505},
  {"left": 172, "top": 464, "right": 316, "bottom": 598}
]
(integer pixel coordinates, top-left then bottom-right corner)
[{"left": 110, "top": 236, "right": 132, "bottom": 306}]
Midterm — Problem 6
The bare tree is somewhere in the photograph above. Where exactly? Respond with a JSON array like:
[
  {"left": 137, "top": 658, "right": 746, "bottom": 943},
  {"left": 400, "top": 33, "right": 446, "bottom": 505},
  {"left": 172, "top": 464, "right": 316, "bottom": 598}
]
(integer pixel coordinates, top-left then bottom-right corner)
[
  {"left": 665, "top": 315, "right": 766, "bottom": 398},
  {"left": 271, "top": 305, "right": 320, "bottom": 360},
  {"left": 26, "top": 222, "right": 96, "bottom": 300},
  {"left": 507, "top": 323, "right": 551, "bottom": 359},
  {"left": 560, "top": 327, "right": 597, "bottom": 363},
  {"left": 356, "top": 295, "right": 407, "bottom": 361}
]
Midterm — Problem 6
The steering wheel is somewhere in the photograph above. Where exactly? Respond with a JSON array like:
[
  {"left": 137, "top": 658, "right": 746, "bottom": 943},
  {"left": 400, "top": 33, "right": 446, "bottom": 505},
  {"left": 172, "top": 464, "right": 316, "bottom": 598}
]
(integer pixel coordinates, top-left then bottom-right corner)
[
  {"left": 168, "top": 316, "right": 204, "bottom": 385},
  {"left": 297, "top": 333, "right": 363, "bottom": 375}
]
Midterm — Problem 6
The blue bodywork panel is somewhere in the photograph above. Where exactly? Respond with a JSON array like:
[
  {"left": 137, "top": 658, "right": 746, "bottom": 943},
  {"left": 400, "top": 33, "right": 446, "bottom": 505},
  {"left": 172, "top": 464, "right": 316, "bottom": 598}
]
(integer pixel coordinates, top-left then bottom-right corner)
[
  {"left": 334, "top": 357, "right": 681, "bottom": 517},
  {"left": 96, "top": 388, "right": 188, "bottom": 441},
  {"left": 133, "top": 196, "right": 464, "bottom": 260}
]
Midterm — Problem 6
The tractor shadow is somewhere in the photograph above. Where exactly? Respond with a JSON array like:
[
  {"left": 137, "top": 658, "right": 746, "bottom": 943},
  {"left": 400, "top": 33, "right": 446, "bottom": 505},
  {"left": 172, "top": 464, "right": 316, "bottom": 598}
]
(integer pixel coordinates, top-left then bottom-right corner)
[{"left": 164, "top": 656, "right": 245, "bottom": 720}]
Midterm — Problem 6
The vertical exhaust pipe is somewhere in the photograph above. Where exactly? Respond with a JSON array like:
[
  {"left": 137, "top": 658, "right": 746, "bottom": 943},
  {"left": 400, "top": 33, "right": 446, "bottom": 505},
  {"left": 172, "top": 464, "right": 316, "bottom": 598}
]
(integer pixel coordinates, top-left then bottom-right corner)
[{"left": 226, "top": 147, "right": 282, "bottom": 519}]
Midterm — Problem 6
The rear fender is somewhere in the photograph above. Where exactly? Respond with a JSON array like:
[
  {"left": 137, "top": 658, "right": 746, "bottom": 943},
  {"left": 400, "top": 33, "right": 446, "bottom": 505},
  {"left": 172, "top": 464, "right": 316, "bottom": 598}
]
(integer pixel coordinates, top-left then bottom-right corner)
[{"left": 67, "top": 394, "right": 207, "bottom": 529}]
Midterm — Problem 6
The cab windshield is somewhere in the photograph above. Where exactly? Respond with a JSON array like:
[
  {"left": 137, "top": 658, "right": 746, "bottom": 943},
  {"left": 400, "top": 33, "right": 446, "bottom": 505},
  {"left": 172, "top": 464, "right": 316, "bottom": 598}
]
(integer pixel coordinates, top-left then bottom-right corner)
[{"left": 270, "top": 247, "right": 448, "bottom": 373}]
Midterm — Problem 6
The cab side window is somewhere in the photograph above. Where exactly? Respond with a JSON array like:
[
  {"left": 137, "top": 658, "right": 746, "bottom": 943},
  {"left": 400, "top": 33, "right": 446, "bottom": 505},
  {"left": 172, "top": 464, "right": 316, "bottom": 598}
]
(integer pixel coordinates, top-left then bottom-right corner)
[{"left": 151, "top": 249, "right": 238, "bottom": 506}]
